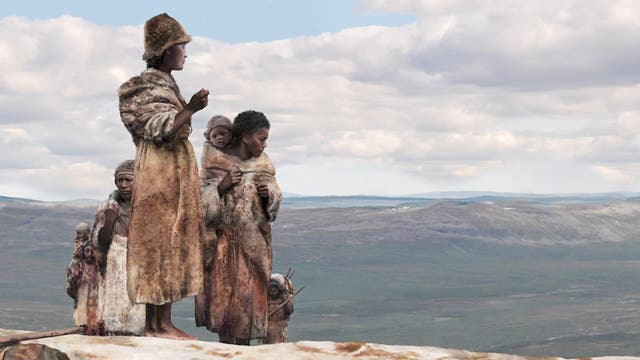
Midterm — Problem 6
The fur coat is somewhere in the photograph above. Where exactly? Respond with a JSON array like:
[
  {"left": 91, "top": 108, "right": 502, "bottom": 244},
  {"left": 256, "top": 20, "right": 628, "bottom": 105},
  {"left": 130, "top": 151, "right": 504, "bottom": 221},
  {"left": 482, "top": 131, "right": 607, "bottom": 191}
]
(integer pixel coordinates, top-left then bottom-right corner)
[
  {"left": 195, "top": 142, "right": 281, "bottom": 341},
  {"left": 118, "top": 68, "right": 204, "bottom": 305},
  {"left": 92, "top": 190, "right": 145, "bottom": 335}
]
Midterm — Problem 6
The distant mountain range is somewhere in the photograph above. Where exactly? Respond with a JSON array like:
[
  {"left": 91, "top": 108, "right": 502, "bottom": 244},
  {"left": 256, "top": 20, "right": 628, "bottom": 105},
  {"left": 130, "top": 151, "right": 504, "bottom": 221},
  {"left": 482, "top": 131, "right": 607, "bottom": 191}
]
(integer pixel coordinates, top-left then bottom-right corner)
[{"left": 5, "top": 192, "right": 640, "bottom": 209}]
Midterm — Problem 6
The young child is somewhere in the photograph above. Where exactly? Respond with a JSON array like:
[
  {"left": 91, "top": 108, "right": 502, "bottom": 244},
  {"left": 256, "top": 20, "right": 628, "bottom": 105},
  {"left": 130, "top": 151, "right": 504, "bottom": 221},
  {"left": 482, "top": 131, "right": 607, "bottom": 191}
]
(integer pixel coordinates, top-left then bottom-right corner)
[
  {"left": 204, "top": 115, "right": 233, "bottom": 150},
  {"left": 67, "top": 222, "right": 90, "bottom": 306},
  {"left": 72, "top": 242, "right": 104, "bottom": 335},
  {"left": 265, "top": 273, "right": 295, "bottom": 344}
]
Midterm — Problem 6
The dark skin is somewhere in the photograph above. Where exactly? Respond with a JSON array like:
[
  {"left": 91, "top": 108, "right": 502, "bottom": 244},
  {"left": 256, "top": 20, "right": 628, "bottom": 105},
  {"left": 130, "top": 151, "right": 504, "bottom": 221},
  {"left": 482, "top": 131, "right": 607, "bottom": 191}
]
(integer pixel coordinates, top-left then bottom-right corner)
[
  {"left": 218, "top": 128, "right": 270, "bottom": 198},
  {"left": 98, "top": 173, "right": 133, "bottom": 249},
  {"left": 268, "top": 285, "right": 294, "bottom": 316},
  {"left": 141, "top": 42, "right": 209, "bottom": 341},
  {"left": 159, "top": 43, "right": 209, "bottom": 138}
]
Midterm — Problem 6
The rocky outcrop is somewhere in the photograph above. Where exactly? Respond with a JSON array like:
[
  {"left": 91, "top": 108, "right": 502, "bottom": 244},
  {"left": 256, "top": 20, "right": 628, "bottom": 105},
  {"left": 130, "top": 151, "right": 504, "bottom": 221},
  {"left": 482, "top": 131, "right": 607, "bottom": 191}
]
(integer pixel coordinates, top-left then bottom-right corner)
[{"left": 0, "top": 329, "right": 632, "bottom": 360}]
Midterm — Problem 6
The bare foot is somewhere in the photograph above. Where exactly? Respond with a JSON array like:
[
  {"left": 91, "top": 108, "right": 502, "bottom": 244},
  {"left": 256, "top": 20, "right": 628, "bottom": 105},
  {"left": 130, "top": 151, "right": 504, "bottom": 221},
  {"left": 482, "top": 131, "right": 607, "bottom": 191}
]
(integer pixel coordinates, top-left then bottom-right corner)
[
  {"left": 143, "top": 329, "right": 157, "bottom": 337},
  {"left": 155, "top": 324, "right": 197, "bottom": 341}
]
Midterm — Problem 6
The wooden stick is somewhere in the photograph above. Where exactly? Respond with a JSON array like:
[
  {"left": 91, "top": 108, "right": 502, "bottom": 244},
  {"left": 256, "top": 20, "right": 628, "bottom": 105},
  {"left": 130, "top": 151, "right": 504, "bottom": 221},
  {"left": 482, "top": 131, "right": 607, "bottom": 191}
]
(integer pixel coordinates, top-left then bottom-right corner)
[
  {"left": 268, "top": 286, "right": 305, "bottom": 317},
  {"left": 0, "top": 327, "right": 84, "bottom": 348}
]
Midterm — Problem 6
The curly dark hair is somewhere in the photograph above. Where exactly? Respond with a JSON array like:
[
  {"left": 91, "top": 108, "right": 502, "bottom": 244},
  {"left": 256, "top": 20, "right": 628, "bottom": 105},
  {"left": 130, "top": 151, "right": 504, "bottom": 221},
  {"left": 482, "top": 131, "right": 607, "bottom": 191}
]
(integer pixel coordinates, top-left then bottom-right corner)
[
  {"left": 231, "top": 110, "right": 270, "bottom": 146},
  {"left": 145, "top": 53, "right": 165, "bottom": 69}
]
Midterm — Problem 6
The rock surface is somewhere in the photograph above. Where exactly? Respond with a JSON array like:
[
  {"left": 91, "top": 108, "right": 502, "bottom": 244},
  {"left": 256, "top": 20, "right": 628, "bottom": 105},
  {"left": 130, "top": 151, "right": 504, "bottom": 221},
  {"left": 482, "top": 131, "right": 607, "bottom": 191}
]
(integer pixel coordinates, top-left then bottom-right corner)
[{"left": 1, "top": 329, "right": 637, "bottom": 360}]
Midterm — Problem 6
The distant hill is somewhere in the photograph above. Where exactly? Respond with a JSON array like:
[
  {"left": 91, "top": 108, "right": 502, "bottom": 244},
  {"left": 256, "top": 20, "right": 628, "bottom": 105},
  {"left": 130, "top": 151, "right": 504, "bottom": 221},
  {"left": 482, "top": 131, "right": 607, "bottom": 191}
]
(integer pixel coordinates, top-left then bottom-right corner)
[
  {"left": 3, "top": 196, "right": 640, "bottom": 357},
  {"left": 274, "top": 199, "right": 640, "bottom": 247},
  {"left": 0, "top": 195, "right": 41, "bottom": 203},
  {"left": 5, "top": 192, "right": 640, "bottom": 209},
  {"left": 280, "top": 192, "right": 640, "bottom": 209}
]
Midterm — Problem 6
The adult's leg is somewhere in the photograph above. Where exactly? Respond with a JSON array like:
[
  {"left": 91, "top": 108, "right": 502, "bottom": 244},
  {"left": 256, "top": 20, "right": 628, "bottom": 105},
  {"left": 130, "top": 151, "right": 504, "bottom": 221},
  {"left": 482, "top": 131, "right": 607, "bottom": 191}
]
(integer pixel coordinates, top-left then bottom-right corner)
[
  {"left": 144, "top": 304, "right": 157, "bottom": 336},
  {"left": 155, "top": 302, "right": 197, "bottom": 340}
]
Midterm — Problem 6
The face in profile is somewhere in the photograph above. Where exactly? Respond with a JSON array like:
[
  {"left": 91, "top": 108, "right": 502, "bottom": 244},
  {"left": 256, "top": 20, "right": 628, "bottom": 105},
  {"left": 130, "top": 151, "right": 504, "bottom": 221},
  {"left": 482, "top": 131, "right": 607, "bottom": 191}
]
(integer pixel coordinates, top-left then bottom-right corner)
[
  {"left": 164, "top": 43, "right": 187, "bottom": 71},
  {"left": 209, "top": 126, "right": 232, "bottom": 149},
  {"left": 115, "top": 173, "right": 134, "bottom": 202},
  {"left": 244, "top": 127, "right": 269, "bottom": 158}
]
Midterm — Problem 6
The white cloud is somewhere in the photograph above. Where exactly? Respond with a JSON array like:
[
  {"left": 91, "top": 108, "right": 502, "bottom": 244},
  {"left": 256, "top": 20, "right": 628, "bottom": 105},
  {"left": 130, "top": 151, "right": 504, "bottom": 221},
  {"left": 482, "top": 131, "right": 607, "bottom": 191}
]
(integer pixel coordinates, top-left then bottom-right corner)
[
  {"left": 2, "top": 3, "right": 640, "bottom": 199},
  {"left": 592, "top": 165, "right": 633, "bottom": 184}
]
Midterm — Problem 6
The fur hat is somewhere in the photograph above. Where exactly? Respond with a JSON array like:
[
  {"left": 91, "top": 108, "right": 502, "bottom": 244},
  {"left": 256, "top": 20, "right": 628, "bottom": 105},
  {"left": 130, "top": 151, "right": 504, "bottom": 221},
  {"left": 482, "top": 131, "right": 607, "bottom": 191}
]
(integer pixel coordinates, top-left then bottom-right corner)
[
  {"left": 142, "top": 13, "right": 192, "bottom": 61},
  {"left": 204, "top": 115, "right": 232, "bottom": 139},
  {"left": 270, "top": 273, "right": 286, "bottom": 288}
]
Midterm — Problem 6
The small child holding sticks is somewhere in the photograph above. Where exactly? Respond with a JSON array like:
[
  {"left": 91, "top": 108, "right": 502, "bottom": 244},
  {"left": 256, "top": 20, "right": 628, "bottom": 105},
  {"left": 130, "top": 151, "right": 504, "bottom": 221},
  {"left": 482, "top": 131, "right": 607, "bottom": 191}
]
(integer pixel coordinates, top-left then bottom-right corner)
[{"left": 265, "top": 272, "right": 295, "bottom": 344}]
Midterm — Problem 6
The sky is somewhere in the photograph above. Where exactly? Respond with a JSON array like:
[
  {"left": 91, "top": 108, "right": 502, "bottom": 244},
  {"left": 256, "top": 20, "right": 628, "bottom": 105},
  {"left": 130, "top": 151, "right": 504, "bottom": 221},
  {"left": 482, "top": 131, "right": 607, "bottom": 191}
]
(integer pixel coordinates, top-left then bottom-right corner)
[{"left": 1, "top": 0, "right": 640, "bottom": 200}]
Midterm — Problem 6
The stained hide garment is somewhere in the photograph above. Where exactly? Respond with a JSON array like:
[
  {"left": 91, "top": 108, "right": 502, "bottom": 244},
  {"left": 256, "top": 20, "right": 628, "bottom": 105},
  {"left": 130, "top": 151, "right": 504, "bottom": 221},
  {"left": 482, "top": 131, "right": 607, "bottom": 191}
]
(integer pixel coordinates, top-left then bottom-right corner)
[
  {"left": 92, "top": 191, "right": 145, "bottom": 335},
  {"left": 195, "top": 143, "right": 282, "bottom": 341},
  {"left": 119, "top": 68, "right": 204, "bottom": 305},
  {"left": 266, "top": 297, "right": 292, "bottom": 344},
  {"left": 73, "top": 263, "right": 101, "bottom": 335}
]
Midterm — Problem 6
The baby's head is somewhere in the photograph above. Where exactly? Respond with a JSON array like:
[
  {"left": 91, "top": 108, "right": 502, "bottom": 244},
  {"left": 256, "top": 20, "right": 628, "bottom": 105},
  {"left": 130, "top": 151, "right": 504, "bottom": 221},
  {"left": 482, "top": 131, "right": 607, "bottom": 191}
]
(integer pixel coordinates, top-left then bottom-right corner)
[
  {"left": 75, "top": 222, "right": 91, "bottom": 242},
  {"left": 204, "top": 115, "right": 232, "bottom": 149}
]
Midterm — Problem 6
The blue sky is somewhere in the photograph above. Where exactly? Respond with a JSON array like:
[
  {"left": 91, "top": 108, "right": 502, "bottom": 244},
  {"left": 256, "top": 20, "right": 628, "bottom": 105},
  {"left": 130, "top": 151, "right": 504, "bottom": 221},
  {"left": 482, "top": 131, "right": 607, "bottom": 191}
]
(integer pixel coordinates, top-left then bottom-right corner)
[
  {"left": 1, "top": 1, "right": 640, "bottom": 200},
  {"left": 0, "top": 0, "right": 414, "bottom": 42}
]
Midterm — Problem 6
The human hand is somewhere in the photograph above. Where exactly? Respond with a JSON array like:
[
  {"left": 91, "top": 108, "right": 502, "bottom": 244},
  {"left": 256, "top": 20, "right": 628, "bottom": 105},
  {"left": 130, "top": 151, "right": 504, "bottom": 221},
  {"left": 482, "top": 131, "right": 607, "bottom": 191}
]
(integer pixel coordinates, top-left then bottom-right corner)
[
  {"left": 217, "top": 168, "right": 243, "bottom": 193},
  {"left": 186, "top": 88, "right": 210, "bottom": 112},
  {"left": 257, "top": 183, "right": 269, "bottom": 198}
]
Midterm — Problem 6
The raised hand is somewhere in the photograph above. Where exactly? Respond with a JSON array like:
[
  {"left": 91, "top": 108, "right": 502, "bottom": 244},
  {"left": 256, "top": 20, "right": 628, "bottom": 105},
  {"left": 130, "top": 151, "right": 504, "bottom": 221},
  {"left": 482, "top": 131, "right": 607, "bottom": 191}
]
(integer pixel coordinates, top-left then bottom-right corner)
[{"left": 186, "top": 88, "right": 210, "bottom": 112}]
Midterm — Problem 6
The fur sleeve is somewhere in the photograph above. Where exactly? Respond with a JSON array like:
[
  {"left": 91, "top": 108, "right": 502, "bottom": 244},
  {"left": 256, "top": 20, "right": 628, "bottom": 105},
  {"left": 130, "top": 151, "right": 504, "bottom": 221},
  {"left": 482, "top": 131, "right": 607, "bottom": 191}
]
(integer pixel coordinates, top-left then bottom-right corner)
[
  {"left": 118, "top": 70, "right": 180, "bottom": 144},
  {"left": 200, "top": 143, "right": 232, "bottom": 226},
  {"left": 251, "top": 153, "right": 281, "bottom": 222}
]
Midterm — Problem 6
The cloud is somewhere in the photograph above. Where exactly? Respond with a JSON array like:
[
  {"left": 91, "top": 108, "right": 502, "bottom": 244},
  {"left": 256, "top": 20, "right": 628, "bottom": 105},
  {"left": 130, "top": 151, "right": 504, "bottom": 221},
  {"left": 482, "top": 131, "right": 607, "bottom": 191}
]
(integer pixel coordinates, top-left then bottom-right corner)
[
  {"left": 2, "top": 3, "right": 640, "bottom": 199},
  {"left": 592, "top": 165, "right": 633, "bottom": 184},
  {"left": 361, "top": 0, "right": 640, "bottom": 89}
]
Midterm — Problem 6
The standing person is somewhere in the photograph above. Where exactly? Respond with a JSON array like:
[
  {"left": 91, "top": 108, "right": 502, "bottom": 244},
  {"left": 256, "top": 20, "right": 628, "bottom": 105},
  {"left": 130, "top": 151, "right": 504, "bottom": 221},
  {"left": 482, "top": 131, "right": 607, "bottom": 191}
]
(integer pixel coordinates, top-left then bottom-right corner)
[
  {"left": 196, "top": 110, "right": 282, "bottom": 345},
  {"left": 66, "top": 222, "right": 90, "bottom": 309},
  {"left": 92, "top": 160, "right": 145, "bottom": 335},
  {"left": 194, "top": 115, "right": 236, "bottom": 327},
  {"left": 118, "top": 13, "right": 208, "bottom": 340},
  {"left": 73, "top": 242, "right": 104, "bottom": 335}
]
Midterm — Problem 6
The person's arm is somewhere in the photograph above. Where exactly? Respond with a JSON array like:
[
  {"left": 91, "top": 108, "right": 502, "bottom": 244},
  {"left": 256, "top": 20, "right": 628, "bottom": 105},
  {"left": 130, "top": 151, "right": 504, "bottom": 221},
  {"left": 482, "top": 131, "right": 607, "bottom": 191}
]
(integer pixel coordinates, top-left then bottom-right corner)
[
  {"left": 97, "top": 209, "right": 116, "bottom": 246},
  {"left": 169, "top": 88, "right": 209, "bottom": 135},
  {"left": 217, "top": 168, "right": 243, "bottom": 194}
]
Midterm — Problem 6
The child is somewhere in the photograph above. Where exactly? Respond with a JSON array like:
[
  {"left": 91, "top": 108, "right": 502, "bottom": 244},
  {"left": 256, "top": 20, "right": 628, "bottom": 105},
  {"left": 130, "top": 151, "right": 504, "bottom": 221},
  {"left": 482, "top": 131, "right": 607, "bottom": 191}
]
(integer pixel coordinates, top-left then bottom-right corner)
[
  {"left": 67, "top": 222, "right": 90, "bottom": 306},
  {"left": 195, "top": 114, "right": 239, "bottom": 328},
  {"left": 72, "top": 242, "right": 104, "bottom": 335},
  {"left": 265, "top": 273, "right": 294, "bottom": 344},
  {"left": 204, "top": 115, "right": 233, "bottom": 150}
]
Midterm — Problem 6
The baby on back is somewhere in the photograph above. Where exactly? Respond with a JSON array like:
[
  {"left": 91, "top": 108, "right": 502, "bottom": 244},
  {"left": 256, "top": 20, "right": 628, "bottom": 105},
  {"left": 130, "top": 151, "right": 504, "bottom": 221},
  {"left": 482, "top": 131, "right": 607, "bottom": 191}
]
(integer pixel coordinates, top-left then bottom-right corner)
[{"left": 205, "top": 115, "right": 233, "bottom": 150}]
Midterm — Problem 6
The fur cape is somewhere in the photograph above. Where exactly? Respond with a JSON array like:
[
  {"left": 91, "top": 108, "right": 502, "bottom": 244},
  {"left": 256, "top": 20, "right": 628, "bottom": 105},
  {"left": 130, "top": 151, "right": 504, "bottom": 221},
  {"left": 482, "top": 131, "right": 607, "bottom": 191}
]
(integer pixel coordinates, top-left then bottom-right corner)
[
  {"left": 91, "top": 190, "right": 145, "bottom": 335},
  {"left": 195, "top": 143, "right": 282, "bottom": 341},
  {"left": 118, "top": 68, "right": 204, "bottom": 305}
]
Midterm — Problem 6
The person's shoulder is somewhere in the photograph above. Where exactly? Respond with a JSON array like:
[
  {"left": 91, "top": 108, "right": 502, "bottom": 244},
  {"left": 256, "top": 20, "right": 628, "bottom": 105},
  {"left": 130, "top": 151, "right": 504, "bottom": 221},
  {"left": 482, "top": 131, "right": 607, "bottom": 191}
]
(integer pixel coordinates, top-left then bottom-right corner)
[
  {"left": 201, "top": 142, "right": 234, "bottom": 168},
  {"left": 252, "top": 152, "right": 276, "bottom": 173},
  {"left": 95, "top": 191, "right": 118, "bottom": 211},
  {"left": 117, "top": 69, "right": 168, "bottom": 96}
]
